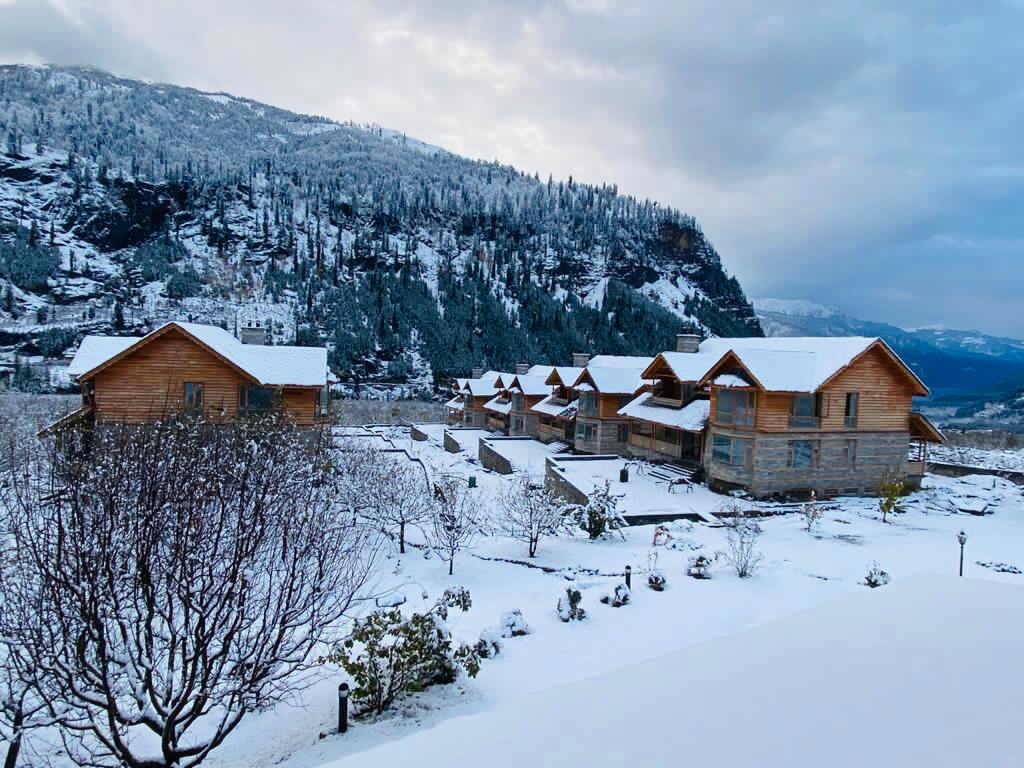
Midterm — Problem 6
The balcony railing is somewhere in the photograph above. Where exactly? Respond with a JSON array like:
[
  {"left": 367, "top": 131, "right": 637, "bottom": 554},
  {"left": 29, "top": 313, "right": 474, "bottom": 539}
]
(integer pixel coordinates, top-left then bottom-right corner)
[{"left": 789, "top": 415, "right": 821, "bottom": 429}]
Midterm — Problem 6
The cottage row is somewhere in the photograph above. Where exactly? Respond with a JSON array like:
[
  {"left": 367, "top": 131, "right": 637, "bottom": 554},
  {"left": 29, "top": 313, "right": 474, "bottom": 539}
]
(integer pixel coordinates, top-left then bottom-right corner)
[{"left": 445, "top": 334, "right": 944, "bottom": 498}]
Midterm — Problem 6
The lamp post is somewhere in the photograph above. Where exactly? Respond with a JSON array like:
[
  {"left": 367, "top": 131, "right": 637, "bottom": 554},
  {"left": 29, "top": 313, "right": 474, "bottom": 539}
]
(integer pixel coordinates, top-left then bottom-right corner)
[
  {"left": 338, "top": 683, "right": 350, "bottom": 734},
  {"left": 957, "top": 531, "right": 968, "bottom": 577}
]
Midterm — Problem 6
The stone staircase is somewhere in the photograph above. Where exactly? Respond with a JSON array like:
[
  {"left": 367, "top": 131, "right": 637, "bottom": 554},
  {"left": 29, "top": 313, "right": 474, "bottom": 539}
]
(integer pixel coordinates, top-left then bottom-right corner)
[
  {"left": 648, "top": 462, "right": 697, "bottom": 487},
  {"left": 546, "top": 441, "right": 571, "bottom": 454}
]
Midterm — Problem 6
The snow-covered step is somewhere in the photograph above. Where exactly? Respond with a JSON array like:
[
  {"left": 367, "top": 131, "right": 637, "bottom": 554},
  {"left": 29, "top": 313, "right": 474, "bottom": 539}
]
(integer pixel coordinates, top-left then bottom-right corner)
[{"left": 546, "top": 441, "right": 570, "bottom": 454}]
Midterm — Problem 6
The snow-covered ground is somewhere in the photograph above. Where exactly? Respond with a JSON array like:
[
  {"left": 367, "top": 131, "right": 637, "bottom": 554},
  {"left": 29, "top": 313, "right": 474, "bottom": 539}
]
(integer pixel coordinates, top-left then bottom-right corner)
[
  {"left": 189, "top": 424, "right": 1024, "bottom": 768},
  {"left": 932, "top": 443, "right": 1024, "bottom": 474}
]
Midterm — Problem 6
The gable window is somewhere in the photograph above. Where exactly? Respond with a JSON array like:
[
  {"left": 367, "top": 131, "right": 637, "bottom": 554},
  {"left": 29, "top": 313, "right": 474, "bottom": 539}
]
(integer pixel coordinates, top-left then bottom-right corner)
[
  {"left": 712, "top": 435, "right": 752, "bottom": 467},
  {"left": 844, "top": 393, "right": 860, "bottom": 428},
  {"left": 183, "top": 382, "right": 204, "bottom": 413},
  {"left": 790, "top": 394, "right": 821, "bottom": 428},
  {"left": 788, "top": 440, "right": 819, "bottom": 469},
  {"left": 715, "top": 390, "right": 754, "bottom": 427}
]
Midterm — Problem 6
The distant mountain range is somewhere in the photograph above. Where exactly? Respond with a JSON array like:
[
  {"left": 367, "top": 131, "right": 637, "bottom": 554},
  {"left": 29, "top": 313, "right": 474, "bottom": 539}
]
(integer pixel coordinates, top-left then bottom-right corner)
[
  {"left": 755, "top": 299, "right": 1024, "bottom": 425},
  {"left": 0, "top": 64, "right": 760, "bottom": 394}
]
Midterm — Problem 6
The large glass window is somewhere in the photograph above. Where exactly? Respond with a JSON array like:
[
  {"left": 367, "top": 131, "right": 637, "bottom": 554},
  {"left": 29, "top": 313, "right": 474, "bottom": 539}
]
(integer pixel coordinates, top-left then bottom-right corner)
[
  {"left": 712, "top": 435, "right": 752, "bottom": 467},
  {"left": 239, "top": 385, "right": 275, "bottom": 415},
  {"left": 715, "top": 390, "right": 754, "bottom": 426},
  {"left": 790, "top": 394, "right": 821, "bottom": 428},
  {"left": 578, "top": 392, "right": 598, "bottom": 417}
]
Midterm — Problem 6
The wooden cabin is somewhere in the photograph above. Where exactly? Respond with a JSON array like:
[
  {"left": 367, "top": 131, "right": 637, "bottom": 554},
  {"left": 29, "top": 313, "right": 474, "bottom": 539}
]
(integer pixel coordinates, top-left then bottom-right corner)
[
  {"left": 457, "top": 371, "right": 510, "bottom": 428},
  {"left": 570, "top": 358, "right": 652, "bottom": 455},
  {"left": 507, "top": 366, "right": 555, "bottom": 437},
  {"left": 532, "top": 366, "right": 585, "bottom": 445},
  {"left": 618, "top": 335, "right": 944, "bottom": 498},
  {"left": 56, "top": 321, "right": 331, "bottom": 430}
]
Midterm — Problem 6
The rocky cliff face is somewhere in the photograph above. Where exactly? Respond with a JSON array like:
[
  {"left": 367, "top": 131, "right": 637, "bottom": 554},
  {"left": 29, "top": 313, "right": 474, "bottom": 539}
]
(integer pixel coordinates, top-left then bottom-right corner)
[{"left": 0, "top": 65, "right": 760, "bottom": 392}]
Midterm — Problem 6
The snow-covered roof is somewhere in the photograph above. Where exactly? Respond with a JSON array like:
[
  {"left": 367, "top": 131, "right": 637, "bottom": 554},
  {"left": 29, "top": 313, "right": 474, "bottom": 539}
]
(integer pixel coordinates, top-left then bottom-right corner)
[
  {"left": 526, "top": 364, "right": 556, "bottom": 380},
  {"left": 531, "top": 395, "right": 579, "bottom": 418},
  {"left": 465, "top": 379, "right": 501, "bottom": 397},
  {"left": 699, "top": 337, "right": 879, "bottom": 393},
  {"left": 67, "top": 336, "right": 138, "bottom": 378},
  {"left": 650, "top": 337, "right": 921, "bottom": 395},
  {"left": 508, "top": 374, "right": 551, "bottom": 397},
  {"left": 545, "top": 366, "right": 585, "bottom": 386},
  {"left": 444, "top": 396, "right": 464, "bottom": 411},
  {"left": 575, "top": 366, "right": 650, "bottom": 395},
  {"left": 713, "top": 374, "right": 752, "bottom": 388},
  {"left": 617, "top": 392, "right": 710, "bottom": 432},
  {"left": 483, "top": 396, "right": 512, "bottom": 415},
  {"left": 68, "top": 321, "right": 330, "bottom": 387},
  {"left": 589, "top": 355, "right": 655, "bottom": 369}
]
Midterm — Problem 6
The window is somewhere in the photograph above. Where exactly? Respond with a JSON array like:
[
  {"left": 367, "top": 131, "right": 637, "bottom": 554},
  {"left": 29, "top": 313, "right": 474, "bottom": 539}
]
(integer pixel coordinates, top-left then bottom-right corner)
[
  {"left": 790, "top": 395, "right": 821, "bottom": 428},
  {"left": 513, "top": 417, "right": 524, "bottom": 433},
  {"left": 575, "top": 423, "right": 595, "bottom": 441},
  {"left": 183, "top": 382, "right": 204, "bottom": 412},
  {"left": 578, "top": 392, "right": 597, "bottom": 417},
  {"left": 239, "top": 385, "right": 275, "bottom": 415},
  {"left": 656, "top": 379, "right": 681, "bottom": 400},
  {"left": 617, "top": 423, "right": 630, "bottom": 442},
  {"left": 511, "top": 393, "right": 525, "bottom": 411},
  {"left": 844, "top": 393, "right": 859, "bottom": 428},
  {"left": 655, "top": 425, "right": 679, "bottom": 444},
  {"left": 715, "top": 390, "right": 754, "bottom": 427},
  {"left": 788, "top": 440, "right": 819, "bottom": 469},
  {"left": 318, "top": 386, "right": 329, "bottom": 417},
  {"left": 712, "top": 435, "right": 752, "bottom": 467},
  {"left": 845, "top": 439, "right": 858, "bottom": 467}
]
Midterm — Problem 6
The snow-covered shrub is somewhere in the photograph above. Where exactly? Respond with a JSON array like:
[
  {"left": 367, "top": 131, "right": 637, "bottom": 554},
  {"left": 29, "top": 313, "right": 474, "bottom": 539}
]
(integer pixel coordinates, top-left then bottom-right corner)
[
  {"left": 571, "top": 480, "right": 628, "bottom": 540},
  {"left": 647, "top": 570, "right": 667, "bottom": 591},
  {"left": 721, "top": 505, "right": 764, "bottom": 578},
  {"left": 687, "top": 555, "right": 713, "bottom": 579},
  {"left": 601, "top": 582, "right": 632, "bottom": 607},
  {"left": 333, "top": 590, "right": 477, "bottom": 717},
  {"left": 801, "top": 491, "right": 824, "bottom": 533},
  {"left": 557, "top": 588, "right": 587, "bottom": 622},
  {"left": 864, "top": 562, "right": 891, "bottom": 588},
  {"left": 476, "top": 629, "right": 503, "bottom": 658},
  {"left": 500, "top": 609, "right": 531, "bottom": 638}
]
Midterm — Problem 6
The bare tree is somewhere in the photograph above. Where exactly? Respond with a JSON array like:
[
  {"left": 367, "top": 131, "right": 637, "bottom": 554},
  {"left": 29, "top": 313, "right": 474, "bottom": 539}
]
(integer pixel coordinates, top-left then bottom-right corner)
[
  {"left": 427, "top": 478, "right": 480, "bottom": 575},
  {"left": 720, "top": 504, "right": 764, "bottom": 578},
  {"left": 1, "top": 417, "right": 378, "bottom": 768},
  {"left": 801, "top": 490, "right": 824, "bottom": 533},
  {"left": 498, "top": 475, "right": 570, "bottom": 557},
  {"left": 358, "top": 452, "right": 433, "bottom": 554}
]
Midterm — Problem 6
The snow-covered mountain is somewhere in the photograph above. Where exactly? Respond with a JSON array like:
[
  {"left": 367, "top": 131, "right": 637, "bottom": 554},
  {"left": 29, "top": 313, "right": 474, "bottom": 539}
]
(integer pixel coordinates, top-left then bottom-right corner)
[
  {"left": 755, "top": 298, "right": 1024, "bottom": 418},
  {"left": 0, "top": 65, "right": 760, "bottom": 392}
]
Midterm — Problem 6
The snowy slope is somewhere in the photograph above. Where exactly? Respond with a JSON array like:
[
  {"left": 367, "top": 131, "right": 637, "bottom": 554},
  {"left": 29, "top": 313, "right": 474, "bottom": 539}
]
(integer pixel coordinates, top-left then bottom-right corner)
[{"left": 331, "top": 577, "right": 1024, "bottom": 768}]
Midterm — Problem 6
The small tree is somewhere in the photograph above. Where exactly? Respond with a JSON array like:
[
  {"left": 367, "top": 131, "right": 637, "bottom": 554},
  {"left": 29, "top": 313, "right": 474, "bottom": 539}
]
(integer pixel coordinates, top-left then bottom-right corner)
[
  {"left": 571, "top": 480, "right": 627, "bottom": 540},
  {"left": 877, "top": 473, "right": 905, "bottom": 524},
  {"left": 721, "top": 504, "right": 764, "bottom": 578},
  {"left": 801, "top": 490, "right": 824, "bottom": 533},
  {"left": 864, "top": 562, "right": 891, "bottom": 588},
  {"left": 557, "top": 588, "right": 586, "bottom": 622},
  {"left": 350, "top": 450, "right": 432, "bottom": 554},
  {"left": 498, "top": 475, "right": 570, "bottom": 557},
  {"left": 428, "top": 478, "right": 480, "bottom": 575}
]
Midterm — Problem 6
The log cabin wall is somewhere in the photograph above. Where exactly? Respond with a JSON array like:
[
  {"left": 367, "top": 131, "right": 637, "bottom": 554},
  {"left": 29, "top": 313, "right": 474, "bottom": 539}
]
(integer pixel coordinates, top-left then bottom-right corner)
[{"left": 92, "top": 331, "right": 248, "bottom": 423}]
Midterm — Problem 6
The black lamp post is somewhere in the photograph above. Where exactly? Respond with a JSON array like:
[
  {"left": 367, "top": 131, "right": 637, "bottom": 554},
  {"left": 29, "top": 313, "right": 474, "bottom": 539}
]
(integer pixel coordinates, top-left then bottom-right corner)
[
  {"left": 338, "top": 683, "right": 350, "bottom": 734},
  {"left": 957, "top": 530, "right": 967, "bottom": 577}
]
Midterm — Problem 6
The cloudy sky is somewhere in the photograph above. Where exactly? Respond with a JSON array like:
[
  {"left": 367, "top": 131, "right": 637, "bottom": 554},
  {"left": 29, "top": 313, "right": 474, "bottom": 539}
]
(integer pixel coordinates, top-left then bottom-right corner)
[{"left": 2, "top": 0, "right": 1023, "bottom": 336}]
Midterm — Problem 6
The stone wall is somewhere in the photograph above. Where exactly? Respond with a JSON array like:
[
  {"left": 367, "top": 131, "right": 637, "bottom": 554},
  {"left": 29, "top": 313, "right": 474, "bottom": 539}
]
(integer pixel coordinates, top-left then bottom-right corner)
[{"left": 479, "top": 439, "right": 514, "bottom": 475}]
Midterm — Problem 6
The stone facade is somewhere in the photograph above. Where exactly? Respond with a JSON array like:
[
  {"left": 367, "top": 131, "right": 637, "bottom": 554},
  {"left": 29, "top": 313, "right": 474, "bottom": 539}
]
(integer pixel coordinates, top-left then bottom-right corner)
[
  {"left": 574, "top": 417, "right": 630, "bottom": 455},
  {"left": 705, "top": 427, "right": 910, "bottom": 498},
  {"left": 479, "top": 438, "right": 515, "bottom": 475}
]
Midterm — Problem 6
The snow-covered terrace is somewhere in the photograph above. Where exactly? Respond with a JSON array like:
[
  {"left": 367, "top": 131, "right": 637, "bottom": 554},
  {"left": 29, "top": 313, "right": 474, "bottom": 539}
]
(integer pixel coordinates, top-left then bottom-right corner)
[
  {"left": 479, "top": 437, "right": 572, "bottom": 482},
  {"left": 617, "top": 392, "right": 710, "bottom": 431},
  {"left": 547, "top": 455, "right": 720, "bottom": 523}
]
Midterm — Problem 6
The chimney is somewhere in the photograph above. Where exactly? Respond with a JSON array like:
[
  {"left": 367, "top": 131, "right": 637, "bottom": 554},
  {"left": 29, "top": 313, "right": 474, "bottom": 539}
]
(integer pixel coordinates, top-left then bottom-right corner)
[
  {"left": 471, "top": 367, "right": 484, "bottom": 379},
  {"left": 572, "top": 352, "right": 590, "bottom": 368},
  {"left": 675, "top": 334, "right": 701, "bottom": 354},
  {"left": 240, "top": 322, "right": 269, "bottom": 345},
  {"left": 516, "top": 362, "right": 530, "bottom": 375}
]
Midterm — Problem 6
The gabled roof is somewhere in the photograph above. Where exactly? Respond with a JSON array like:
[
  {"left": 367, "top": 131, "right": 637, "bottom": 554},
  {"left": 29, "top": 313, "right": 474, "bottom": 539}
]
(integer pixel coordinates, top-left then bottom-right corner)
[
  {"left": 507, "top": 374, "right": 551, "bottom": 397},
  {"left": 527, "top": 364, "right": 556, "bottom": 380},
  {"left": 483, "top": 396, "right": 512, "bottom": 415},
  {"left": 545, "top": 366, "right": 585, "bottom": 387},
  {"left": 68, "top": 321, "right": 330, "bottom": 387},
  {"left": 573, "top": 365, "right": 651, "bottom": 395},
  {"left": 531, "top": 395, "right": 579, "bottom": 418},
  {"left": 589, "top": 354, "right": 655, "bottom": 369},
  {"left": 465, "top": 379, "right": 501, "bottom": 397},
  {"left": 910, "top": 412, "right": 946, "bottom": 443}
]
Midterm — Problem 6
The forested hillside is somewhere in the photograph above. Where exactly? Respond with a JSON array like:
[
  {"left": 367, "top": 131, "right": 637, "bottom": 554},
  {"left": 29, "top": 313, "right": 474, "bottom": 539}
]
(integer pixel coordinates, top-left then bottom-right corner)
[{"left": 0, "top": 65, "right": 760, "bottom": 392}]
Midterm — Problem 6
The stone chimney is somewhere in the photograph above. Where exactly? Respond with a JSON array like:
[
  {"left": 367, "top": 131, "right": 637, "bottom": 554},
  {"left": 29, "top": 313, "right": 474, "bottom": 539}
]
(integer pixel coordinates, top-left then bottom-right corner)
[
  {"left": 471, "top": 367, "right": 484, "bottom": 379},
  {"left": 516, "top": 362, "right": 530, "bottom": 375},
  {"left": 572, "top": 352, "right": 590, "bottom": 368},
  {"left": 240, "top": 322, "right": 269, "bottom": 345},
  {"left": 675, "top": 334, "right": 701, "bottom": 354}
]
